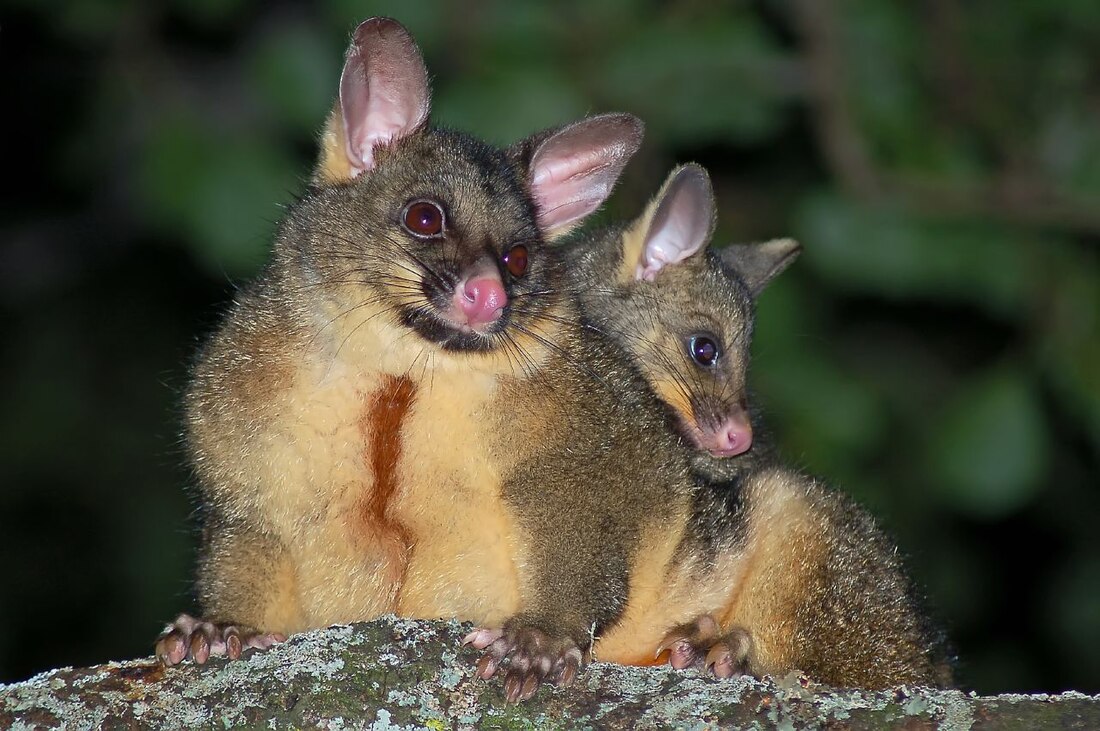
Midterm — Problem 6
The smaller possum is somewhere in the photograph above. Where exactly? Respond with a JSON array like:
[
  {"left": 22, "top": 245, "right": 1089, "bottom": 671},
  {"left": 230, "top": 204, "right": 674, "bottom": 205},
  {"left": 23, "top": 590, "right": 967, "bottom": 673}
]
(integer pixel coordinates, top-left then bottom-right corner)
[
  {"left": 545, "top": 165, "right": 955, "bottom": 689},
  {"left": 563, "top": 163, "right": 798, "bottom": 468}
]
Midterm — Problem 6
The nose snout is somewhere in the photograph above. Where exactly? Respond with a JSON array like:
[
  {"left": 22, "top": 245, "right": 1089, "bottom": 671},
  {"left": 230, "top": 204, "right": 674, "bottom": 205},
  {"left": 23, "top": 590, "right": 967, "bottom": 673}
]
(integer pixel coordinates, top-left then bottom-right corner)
[
  {"left": 454, "top": 275, "right": 507, "bottom": 327},
  {"left": 702, "top": 407, "right": 753, "bottom": 457}
]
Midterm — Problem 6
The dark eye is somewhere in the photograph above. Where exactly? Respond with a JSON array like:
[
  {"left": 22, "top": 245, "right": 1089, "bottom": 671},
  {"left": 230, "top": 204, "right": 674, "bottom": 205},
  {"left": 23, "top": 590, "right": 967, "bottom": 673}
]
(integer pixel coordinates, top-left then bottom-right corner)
[
  {"left": 402, "top": 199, "right": 445, "bottom": 238},
  {"left": 689, "top": 335, "right": 720, "bottom": 367},
  {"left": 502, "top": 244, "right": 529, "bottom": 278}
]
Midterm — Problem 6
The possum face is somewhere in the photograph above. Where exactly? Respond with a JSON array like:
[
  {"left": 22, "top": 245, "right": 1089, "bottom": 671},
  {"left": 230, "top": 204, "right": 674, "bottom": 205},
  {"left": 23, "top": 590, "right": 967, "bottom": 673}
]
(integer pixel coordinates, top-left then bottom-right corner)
[
  {"left": 613, "top": 252, "right": 757, "bottom": 457},
  {"left": 306, "top": 128, "right": 551, "bottom": 354},
  {"left": 577, "top": 164, "right": 799, "bottom": 458}
]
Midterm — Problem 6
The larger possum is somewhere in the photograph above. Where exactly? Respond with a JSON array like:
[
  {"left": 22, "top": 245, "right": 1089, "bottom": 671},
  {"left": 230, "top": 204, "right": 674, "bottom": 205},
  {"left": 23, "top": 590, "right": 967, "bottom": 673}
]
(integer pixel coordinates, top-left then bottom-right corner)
[{"left": 157, "top": 16, "right": 700, "bottom": 694}]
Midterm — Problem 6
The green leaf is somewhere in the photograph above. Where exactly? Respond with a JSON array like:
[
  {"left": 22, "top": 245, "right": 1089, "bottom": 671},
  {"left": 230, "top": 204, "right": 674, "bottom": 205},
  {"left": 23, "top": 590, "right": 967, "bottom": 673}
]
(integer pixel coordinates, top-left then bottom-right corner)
[
  {"left": 434, "top": 68, "right": 588, "bottom": 145},
  {"left": 1038, "top": 248, "right": 1100, "bottom": 457},
  {"left": 250, "top": 25, "right": 340, "bottom": 136},
  {"left": 187, "top": 143, "right": 298, "bottom": 276},
  {"left": 139, "top": 114, "right": 215, "bottom": 233},
  {"left": 928, "top": 368, "right": 1049, "bottom": 519},
  {"left": 842, "top": 1, "right": 935, "bottom": 172},
  {"left": 796, "top": 192, "right": 1033, "bottom": 316},
  {"left": 139, "top": 115, "right": 298, "bottom": 277},
  {"left": 752, "top": 277, "right": 888, "bottom": 476},
  {"left": 598, "top": 18, "right": 791, "bottom": 145}
]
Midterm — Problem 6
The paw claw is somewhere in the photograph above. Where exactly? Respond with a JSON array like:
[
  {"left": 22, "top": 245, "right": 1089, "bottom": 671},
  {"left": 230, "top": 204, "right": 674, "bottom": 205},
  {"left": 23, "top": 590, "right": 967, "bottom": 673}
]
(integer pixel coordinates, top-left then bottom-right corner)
[
  {"left": 520, "top": 674, "right": 540, "bottom": 702},
  {"left": 155, "top": 633, "right": 186, "bottom": 666},
  {"left": 190, "top": 631, "right": 211, "bottom": 664},
  {"left": 224, "top": 628, "right": 243, "bottom": 660},
  {"left": 655, "top": 632, "right": 690, "bottom": 658},
  {"left": 155, "top": 614, "right": 282, "bottom": 666},
  {"left": 668, "top": 640, "right": 698, "bottom": 670},
  {"left": 558, "top": 660, "right": 577, "bottom": 687},
  {"left": 463, "top": 627, "right": 505, "bottom": 649},
  {"left": 656, "top": 616, "right": 752, "bottom": 678},
  {"left": 469, "top": 623, "right": 583, "bottom": 702},
  {"left": 704, "top": 643, "right": 730, "bottom": 675},
  {"left": 476, "top": 654, "right": 498, "bottom": 680},
  {"left": 503, "top": 673, "right": 523, "bottom": 703}
]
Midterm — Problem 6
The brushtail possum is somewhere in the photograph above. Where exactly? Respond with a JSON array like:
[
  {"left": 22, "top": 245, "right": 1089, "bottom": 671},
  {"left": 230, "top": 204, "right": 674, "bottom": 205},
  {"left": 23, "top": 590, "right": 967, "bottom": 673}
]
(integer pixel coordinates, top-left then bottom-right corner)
[
  {"left": 156, "top": 17, "right": 705, "bottom": 698},
  {"left": 533, "top": 164, "right": 953, "bottom": 688},
  {"left": 469, "top": 166, "right": 952, "bottom": 688}
]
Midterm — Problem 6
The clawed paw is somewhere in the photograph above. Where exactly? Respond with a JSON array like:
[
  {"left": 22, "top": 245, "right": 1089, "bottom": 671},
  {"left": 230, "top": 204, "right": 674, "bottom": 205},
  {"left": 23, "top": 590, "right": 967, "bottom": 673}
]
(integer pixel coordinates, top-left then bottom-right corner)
[
  {"left": 155, "top": 613, "right": 286, "bottom": 666},
  {"left": 655, "top": 615, "right": 751, "bottom": 679},
  {"left": 463, "top": 624, "right": 582, "bottom": 703}
]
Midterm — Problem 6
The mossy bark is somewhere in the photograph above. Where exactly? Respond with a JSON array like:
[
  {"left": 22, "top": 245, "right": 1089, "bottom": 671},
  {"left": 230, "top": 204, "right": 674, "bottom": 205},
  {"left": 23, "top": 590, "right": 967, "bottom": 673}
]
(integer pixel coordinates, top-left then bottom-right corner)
[{"left": 1, "top": 616, "right": 1097, "bottom": 730}]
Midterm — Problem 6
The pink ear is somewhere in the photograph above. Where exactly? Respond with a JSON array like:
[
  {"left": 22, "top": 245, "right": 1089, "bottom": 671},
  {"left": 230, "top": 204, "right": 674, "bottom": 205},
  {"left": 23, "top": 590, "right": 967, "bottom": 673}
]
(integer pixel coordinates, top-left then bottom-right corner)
[
  {"left": 526, "top": 113, "right": 644, "bottom": 238},
  {"left": 637, "top": 164, "right": 715, "bottom": 281},
  {"left": 340, "top": 18, "right": 431, "bottom": 177}
]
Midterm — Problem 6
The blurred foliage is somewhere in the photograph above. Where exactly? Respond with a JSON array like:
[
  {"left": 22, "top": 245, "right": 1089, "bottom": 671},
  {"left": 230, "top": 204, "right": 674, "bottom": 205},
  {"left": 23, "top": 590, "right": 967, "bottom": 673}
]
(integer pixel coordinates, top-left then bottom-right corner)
[{"left": 1, "top": 0, "right": 1098, "bottom": 696}]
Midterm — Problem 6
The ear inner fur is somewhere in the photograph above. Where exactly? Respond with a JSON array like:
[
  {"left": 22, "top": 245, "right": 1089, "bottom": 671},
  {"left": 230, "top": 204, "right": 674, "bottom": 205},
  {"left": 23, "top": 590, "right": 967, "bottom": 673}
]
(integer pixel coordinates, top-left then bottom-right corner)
[
  {"left": 340, "top": 18, "right": 431, "bottom": 177},
  {"left": 617, "top": 194, "right": 662, "bottom": 285},
  {"left": 526, "top": 113, "right": 644, "bottom": 240},
  {"left": 615, "top": 163, "right": 715, "bottom": 284},
  {"left": 314, "top": 109, "right": 352, "bottom": 184},
  {"left": 636, "top": 165, "right": 715, "bottom": 281}
]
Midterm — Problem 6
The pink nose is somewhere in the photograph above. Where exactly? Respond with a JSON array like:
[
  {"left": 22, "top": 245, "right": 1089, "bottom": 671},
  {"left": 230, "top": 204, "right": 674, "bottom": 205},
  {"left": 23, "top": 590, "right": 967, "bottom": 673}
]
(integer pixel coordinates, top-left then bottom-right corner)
[
  {"left": 707, "top": 413, "right": 753, "bottom": 457},
  {"left": 454, "top": 275, "right": 507, "bottom": 326}
]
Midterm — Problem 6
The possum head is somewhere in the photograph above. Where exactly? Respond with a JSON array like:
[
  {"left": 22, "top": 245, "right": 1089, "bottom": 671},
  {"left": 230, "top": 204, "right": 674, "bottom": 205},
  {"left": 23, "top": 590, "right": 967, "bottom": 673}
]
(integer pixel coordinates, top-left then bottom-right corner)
[
  {"left": 287, "top": 17, "right": 643, "bottom": 366},
  {"left": 582, "top": 164, "right": 799, "bottom": 458}
]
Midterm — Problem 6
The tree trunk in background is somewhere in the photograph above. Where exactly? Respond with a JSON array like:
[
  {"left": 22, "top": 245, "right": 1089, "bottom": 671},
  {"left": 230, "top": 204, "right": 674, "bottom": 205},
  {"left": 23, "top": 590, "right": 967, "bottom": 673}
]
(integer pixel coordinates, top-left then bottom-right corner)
[{"left": 1, "top": 617, "right": 1097, "bottom": 730}]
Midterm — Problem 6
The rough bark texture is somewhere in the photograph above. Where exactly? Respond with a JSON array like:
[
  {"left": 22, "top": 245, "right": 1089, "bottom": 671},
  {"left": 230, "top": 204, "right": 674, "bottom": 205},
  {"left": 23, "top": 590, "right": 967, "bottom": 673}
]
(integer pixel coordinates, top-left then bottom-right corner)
[{"left": 2, "top": 616, "right": 1097, "bottom": 730}]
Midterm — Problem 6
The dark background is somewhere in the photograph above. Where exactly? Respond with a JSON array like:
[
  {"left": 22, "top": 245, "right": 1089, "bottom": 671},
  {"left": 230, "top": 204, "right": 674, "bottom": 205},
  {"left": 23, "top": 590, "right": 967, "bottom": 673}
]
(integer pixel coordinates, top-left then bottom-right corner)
[{"left": 2, "top": 0, "right": 1097, "bottom": 695}]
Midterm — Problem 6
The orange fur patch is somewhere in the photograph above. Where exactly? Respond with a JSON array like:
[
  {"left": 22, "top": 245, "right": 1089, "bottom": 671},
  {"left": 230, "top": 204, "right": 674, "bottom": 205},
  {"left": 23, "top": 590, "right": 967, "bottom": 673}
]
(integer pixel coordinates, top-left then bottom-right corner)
[
  {"left": 617, "top": 205, "right": 656, "bottom": 284},
  {"left": 361, "top": 375, "right": 418, "bottom": 597},
  {"left": 315, "top": 109, "right": 354, "bottom": 184},
  {"left": 651, "top": 377, "right": 694, "bottom": 430}
]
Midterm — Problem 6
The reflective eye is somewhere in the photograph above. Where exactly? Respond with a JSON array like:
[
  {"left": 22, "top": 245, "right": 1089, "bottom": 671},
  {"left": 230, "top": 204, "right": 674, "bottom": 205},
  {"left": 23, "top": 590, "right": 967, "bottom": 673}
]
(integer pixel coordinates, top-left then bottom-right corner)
[
  {"left": 502, "top": 244, "right": 529, "bottom": 278},
  {"left": 402, "top": 200, "right": 445, "bottom": 238},
  {"left": 689, "top": 336, "right": 720, "bottom": 367}
]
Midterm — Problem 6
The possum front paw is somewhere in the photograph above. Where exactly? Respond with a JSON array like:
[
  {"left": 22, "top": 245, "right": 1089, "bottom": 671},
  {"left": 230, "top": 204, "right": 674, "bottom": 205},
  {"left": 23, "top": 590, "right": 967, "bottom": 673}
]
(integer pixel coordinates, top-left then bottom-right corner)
[
  {"left": 463, "top": 624, "right": 583, "bottom": 703},
  {"left": 155, "top": 613, "right": 286, "bottom": 666},
  {"left": 656, "top": 614, "right": 752, "bottom": 678}
]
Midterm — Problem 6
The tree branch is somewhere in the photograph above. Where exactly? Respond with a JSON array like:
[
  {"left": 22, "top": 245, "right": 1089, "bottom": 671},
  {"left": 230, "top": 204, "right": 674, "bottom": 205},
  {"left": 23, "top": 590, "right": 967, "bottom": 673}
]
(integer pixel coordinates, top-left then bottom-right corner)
[{"left": 2, "top": 617, "right": 1098, "bottom": 730}]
